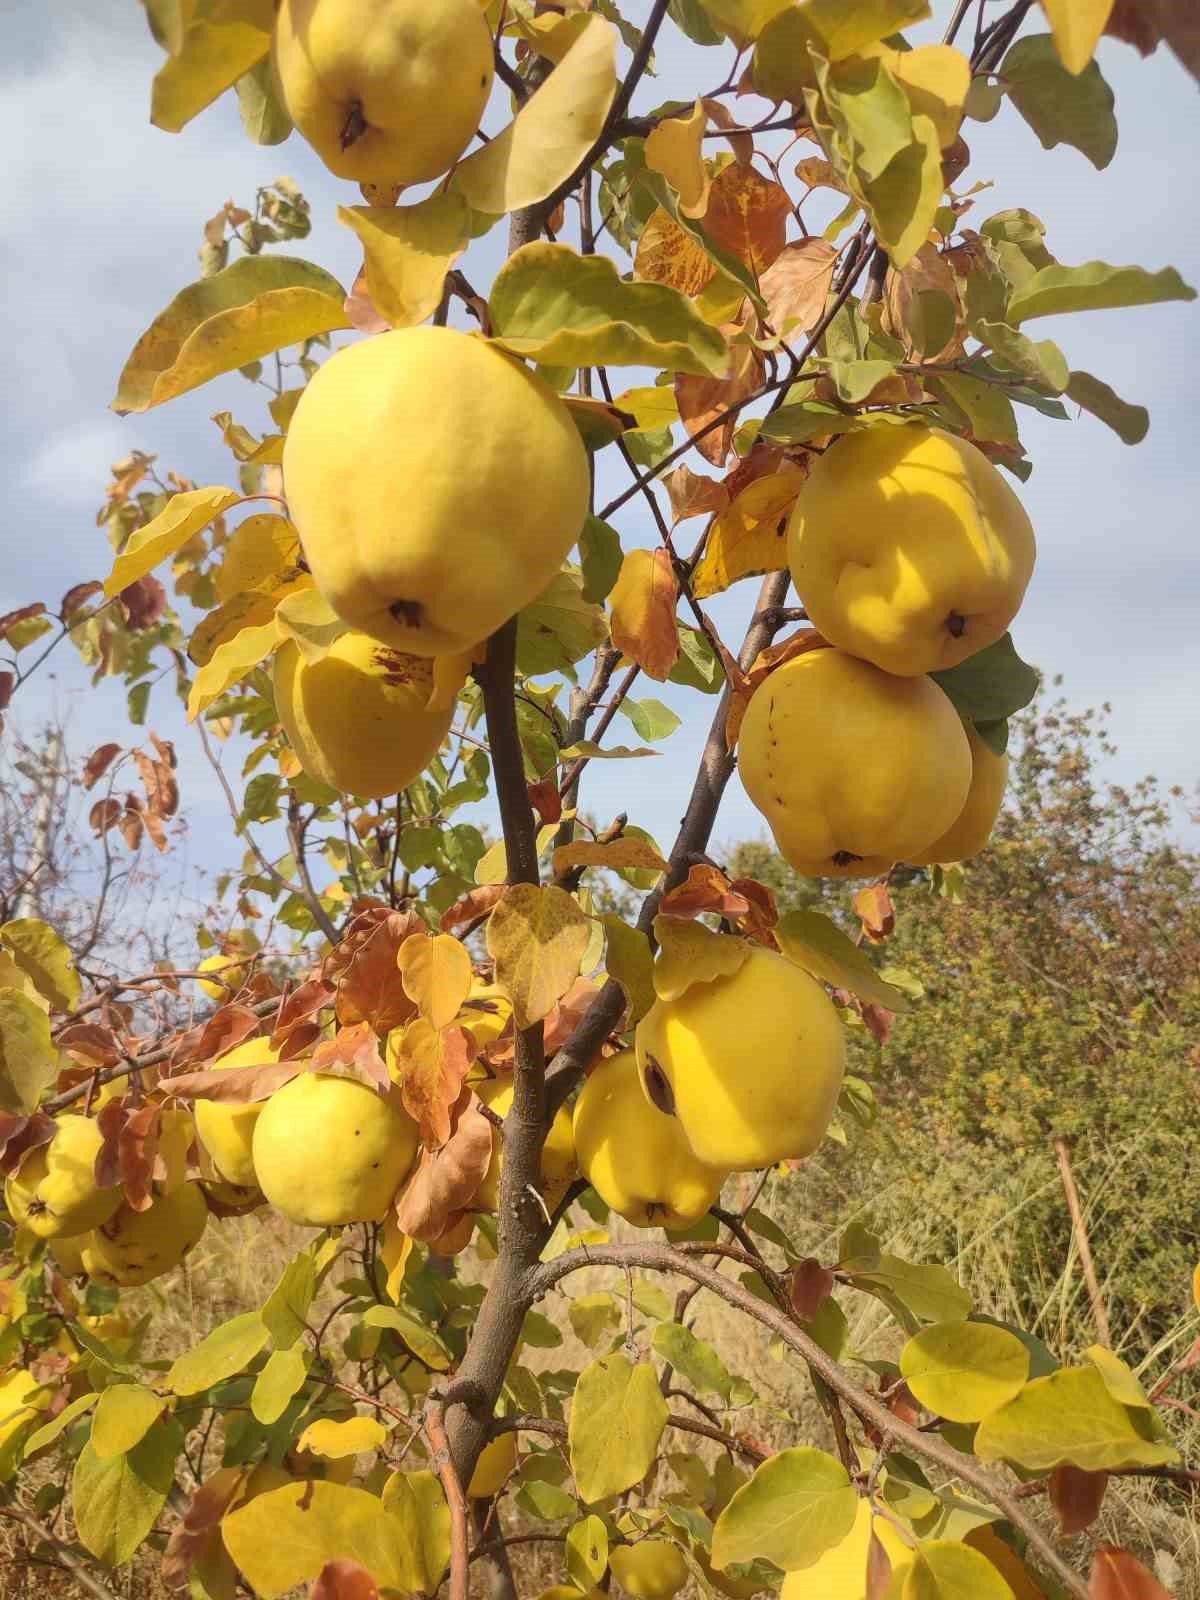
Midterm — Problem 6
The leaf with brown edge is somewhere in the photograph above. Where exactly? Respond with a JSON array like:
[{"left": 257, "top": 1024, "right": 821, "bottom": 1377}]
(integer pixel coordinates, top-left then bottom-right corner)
[
  {"left": 486, "top": 884, "right": 590, "bottom": 1030},
  {"left": 760, "top": 238, "right": 838, "bottom": 338},
  {"left": 659, "top": 864, "right": 751, "bottom": 922},
  {"left": 790, "top": 1258, "right": 835, "bottom": 1322},
  {"left": 527, "top": 777, "right": 563, "bottom": 827},
  {"left": 271, "top": 976, "right": 335, "bottom": 1057},
  {"left": 335, "top": 912, "right": 423, "bottom": 1034},
  {"left": 552, "top": 838, "right": 669, "bottom": 878},
  {"left": 344, "top": 265, "right": 390, "bottom": 336},
  {"left": 439, "top": 885, "right": 505, "bottom": 937},
  {"left": 854, "top": 883, "right": 895, "bottom": 943},
  {"left": 61, "top": 580, "right": 104, "bottom": 620},
  {"left": 634, "top": 207, "right": 719, "bottom": 300},
  {"left": 609, "top": 548, "right": 679, "bottom": 682},
  {"left": 392, "top": 1021, "right": 475, "bottom": 1148},
  {"left": 652, "top": 917, "right": 749, "bottom": 1003},
  {"left": 0, "top": 1110, "right": 55, "bottom": 1175},
  {"left": 310, "top": 1559, "right": 380, "bottom": 1600},
  {"left": 311, "top": 1023, "right": 390, "bottom": 1093},
  {"left": 167, "top": 1060, "right": 301, "bottom": 1104},
  {"left": 160, "top": 1465, "right": 247, "bottom": 1598},
  {"left": 1051, "top": 1463, "right": 1109, "bottom": 1535},
  {"left": 729, "top": 877, "right": 779, "bottom": 945},
  {"left": 692, "top": 462, "right": 806, "bottom": 598},
  {"left": 663, "top": 463, "right": 730, "bottom": 527},
  {"left": 82, "top": 744, "right": 122, "bottom": 790},
  {"left": 676, "top": 331, "right": 766, "bottom": 467},
  {"left": 1089, "top": 1547, "right": 1172, "bottom": 1599},
  {"left": 702, "top": 163, "right": 792, "bottom": 275},
  {"left": 397, "top": 933, "right": 473, "bottom": 1032},
  {"left": 395, "top": 1090, "right": 492, "bottom": 1242}
]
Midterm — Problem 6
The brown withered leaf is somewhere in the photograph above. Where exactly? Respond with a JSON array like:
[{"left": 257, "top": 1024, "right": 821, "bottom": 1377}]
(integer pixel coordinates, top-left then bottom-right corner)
[
  {"left": 729, "top": 877, "right": 779, "bottom": 945},
  {"left": 527, "top": 776, "right": 563, "bottom": 826},
  {"left": 440, "top": 884, "right": 505, "bottom": 937},
  {"left": 89, "top": 798, "right": 124, "bottom": 838},
  {"left": 311, "top": 1022, "right": 390, "bottom": 1093},
  {"left": 723, "top": 441, "right": 792, "bottom": 500},
  {"left": 795, "top": 155, "right": 850, "bottom": 195},
  {"left": 271, "top": 975, "right": 335, "bottom": 1056},
  {"left": 883, "top": 1379, "right": 920, "bottom": 1427},
  {"left": 883, "top": 243, "right": 964, "bottom": 364},
  {"left": 1051, "top": 1464, "right": 1109, "bottom": 1536},
  {"left": 702, "top": 163, "right": 792, "bottom": 275},
  {"left": 335, "top": 910, "right": 423, "bottom": 1033},
  {"left": 659, "top": 864, "right": 751, "bottom": 922},
  {"left": 120, "top": 575, "right": 168, "bottom": 630},
  {"left": 860, "top": 1002, "right": 896, "bottom": 1045},
  {"left": 426, "top": 1208, "right": 476, "bottom": 1257},
  {"left": 854, "top": 883, "right": 895, "bottom": 943},
  {"left": 134, "top": 743, "right": 179, "bottom": 821},
  {"left": 392, "top": 1020, "right": 476, "bottom": 1147},
  {"left": 171, "top": 1004, "right": 262, "bottom": 1070},
  {"left": 1089, "top": 1546, "right": 1173, "bottom": 1600},
  {"left": 57, "top": 1023, "right": 123, "bottom": 1070},
  {"left": 1105, "top": 0, "right": 1161, "bottom": 55},
  {"left": 397, "top": 932, "right": 473, "bottom": 1031},
  {"left": 608, "top": 548, "right": 679, "bottom": 682},
  {"left": 117, "top": 1102, "right": 168, "bottom": 1212},
  {"left": 701, "top": 96, "right": 754, "bottom": 165},
  {"left": 161, "top": 1466, "right": 247, "bottom": 1597},
  {"left": 866, "top": 1531, "right": 893, "bottom": 1600},
  {"left": 167, "top": 1060, "right": 301, "bottom": 1104},
  {"left": 82, "top": 744, "right": 122, "bottom": 791},
  {"left": 0, "top": 603, "right": 47, "bottom": 640},
  {"left": 310, "top": 1560, "right": 381, "bottom": 1600},
  {"left": 0, "top": 671, "right": 13, "bottom": 715},
  {"left": 542, "top": 977, "right": 602, "bottom": 1056},
  {"left": 395, "top": 1089, "right": 492, "bottom": 1242},
  {"left": 790, "top": 1258, "right": 835, "bottom": 1322},
  {"left": 634, "top": 206, "right": 719, "bottom": 299},
  {"left": 0, "top": 1110, "right": 55, "bottom": 1174},
  {"left": 676, "top": 330, "right": 766, "bottom": 467},
  {"left": 61, "top": 580, "right": 104, "bottom": 620},
  {"left": 760, "top": 239, "right": 838, "bottom": 339},
  {"left": 662, "top": 463, "right": 730, "bottom": 527}
]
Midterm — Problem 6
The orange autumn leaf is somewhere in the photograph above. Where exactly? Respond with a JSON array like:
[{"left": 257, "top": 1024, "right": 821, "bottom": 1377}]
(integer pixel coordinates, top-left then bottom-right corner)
[
  {"left": 609, "top": 548, "right": 679, "bottom": 680},
  {"left": 692, "top": 462, "right": 808, "bottom": 599},
  {"left": 676, "top": 329, "right": 766, "bottom": 468},
  {"left": 702, "top": 163, "right": 792, "bottom": 275}
]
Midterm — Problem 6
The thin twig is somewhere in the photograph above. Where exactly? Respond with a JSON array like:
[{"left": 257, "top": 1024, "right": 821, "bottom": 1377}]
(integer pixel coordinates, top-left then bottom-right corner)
[
  {"left": 426, "top": 1398, "right": 470, "bottom": 1600},
  {"left": 0, "top": 1503, "right": 120, "bottom": 1600},
  {"left": 1053, "top": 1135, "right": 1111, "bottom": 1347}
]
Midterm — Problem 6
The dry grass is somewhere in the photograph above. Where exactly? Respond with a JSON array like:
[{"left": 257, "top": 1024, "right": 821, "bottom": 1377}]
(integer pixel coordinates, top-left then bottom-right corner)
[{"left": 3, "top": 1160, "right": 1197, "bottom": 1600}]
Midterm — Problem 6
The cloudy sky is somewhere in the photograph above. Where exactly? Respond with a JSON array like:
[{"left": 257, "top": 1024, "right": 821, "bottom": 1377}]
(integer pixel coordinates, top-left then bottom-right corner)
[{"left": 1, "top": 1, "right": 1197, "bottom": 925}]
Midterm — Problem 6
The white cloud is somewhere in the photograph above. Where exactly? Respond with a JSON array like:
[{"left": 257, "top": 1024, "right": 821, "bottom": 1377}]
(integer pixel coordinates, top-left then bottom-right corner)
[{"left": 21, "top": 416, "right": 131, "bottom": 509}]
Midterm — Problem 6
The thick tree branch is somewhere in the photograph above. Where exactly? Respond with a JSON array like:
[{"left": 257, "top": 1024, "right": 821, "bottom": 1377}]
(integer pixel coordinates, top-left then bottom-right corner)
[{"left": 529, "top": 1244, "right": 1091, "bottom": 1600}]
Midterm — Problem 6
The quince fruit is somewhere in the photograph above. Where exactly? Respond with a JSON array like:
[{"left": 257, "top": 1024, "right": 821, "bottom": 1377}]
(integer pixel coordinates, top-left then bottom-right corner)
[
  {"left": 788, "top": 424, "right": 1035, "bottom": 676},
  {"left": 283, "top": 326, "right": 590, "bottom": 656},
  {"left": 82, "top": 1183, "right": 209, "bottom": 1288},
  {"left": 909, "top": 721, "right": 1008, "bottom": 865},
  {"left": 467, "top": 1430, "right": 518, "bottom": 1498},
  {"left": 252, "top": 1071, "right": 420, "bottom": 1226},
  {"left": 780, "top": 1499, "right": 912, "bottom": 1599},
  {"left": 573, "top": 1050, "right": 727, "bottom": 1230},
  {"left": 738, "top": 647, "right": 972, "bottom": 878},
  {"left": 194, "top": 1037, "right": 280, "bottom": 1190},
  {"left": 0, "top": 1369, "right": 49, "bottom": 1449},
  {"left": 610, "top": 1539, "right": 689, "bottom": 1600},
  {"left": 635, "top": 947, "right": 844, "bottom": 1171},
  {"left": 457, "top": 980, "right": 513, "bottom": 1050},
  {"left": 4, "top": 1117, "right": 121, "bottom": 1240},
  {"left": 196, "top": 952, "right": 253, "bottom": 1001},
  {"left": 275, "top": 630, "right": 454, "bottom": 800},
  {"left": 272, "top": 0, "right": 493, "bottom": 185},
  {"left": 472, "top": 1076, "right": 576, "bottom": 1216}
]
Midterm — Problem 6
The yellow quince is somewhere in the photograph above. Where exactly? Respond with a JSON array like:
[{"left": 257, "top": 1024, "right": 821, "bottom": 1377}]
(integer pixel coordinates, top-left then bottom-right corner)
[
  {"left": 909, "top": 722, "right": 1009, "bottom": 865},
  {"left": 4, "top": 1117, "right": 121, "bottom": 1240}
]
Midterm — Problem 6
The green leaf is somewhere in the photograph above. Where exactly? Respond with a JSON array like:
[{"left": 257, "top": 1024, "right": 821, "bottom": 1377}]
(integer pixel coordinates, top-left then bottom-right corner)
[
  {"left": 899, "top": 1322, "right": 1030, "bottom": 1423},
  {"left": 815, "top": 358, "right": 899, "bottom": 404},
  {"left": 490, "top": 242, "right": 730, "bottom": 378},
  {"left": 711, "top": 1446, "right": 857, "bottom": 1572},
  {"left": 670, "top": 624, "right": 724, "bottom": 694},
  {"left": 166, "top": 1311, "right": 269, "bottom": 1396},
  {"left": 113, "top": 255, "right": 351, "bottom": 415},
  {"left": 567, "top": 1514, "right": 610, "bottom": 1590},
  {"left": 150, "top": 0, "right": 273, "bottom": 133},
  {"left": 861, "top": 112, "right": 943, "bottom": 268},
  {"left": 518, "top": 1478, "right": 579, "bottom": 1521},
  {"left": 0, "top": 988, "right": 57, "bottom": 1114},
  {"left": 652, "top": 1322, "right": 745, "bottom": 1404},
  {"left": 72, "top": 1419, "right": 181, "bottom": 1567},
  {"left": 620, "top": 699, "right": 682, "bottom": 742},
  {"left": 580, "top": 515, "right": 624, "bottom": 603},
  {"left": 1008, "top": 260, "right": 1196, "bottom": 324},
  {"left": 104, "top": 487, "right": 240, "bottom": 598},
  {"left": 1001, "top": 34, "right": 1117, "bottom": 170},
  {"left": 1065, "top": 371, "right": 1149, "bottom": 445},
  {"left": 974, "top": 1365, "right": 1181, "bottom": 1472},
  {"left": 362, "top": 1305, "right": 453, "bottom": 1371},
  {"left": 974, "top": 320, "right": 1068, "bottom": 393},
  {"left": 559, "top": 741, "right": 659, "bottom": 760},
  {"left": 521, "top": 1311, "right": 565, "bottom": 1350},
  {"left": 931, "top": 634, "right": 1039, "bottom": 726},
  {"left": 760, "top": 402, "right": 915, "bottom": 446},
  {"left": 517, "top": 568, "right": 609, "bottom": 677},
  {"left": 222, "top": 1480, "right": 420, "bottom": 1597},
  {"left": 602, "top": 915, "right": 656, "bottom": 1026},
  {"left": 261, "top": 1252, "right": 316, "bottom": 1350},
  {"left": 91, "top": 1385, "right": 167, "bottom": 1460},
  {"left": 23, "top": 1393, "right": 99, "bottom": 1458},
  {"left": 905, "top": 1540, "right": 1016, "bottom": 1599},
  {"left": 251, "top": 1346, "right": 310, "bottom": 1425},
  {"left": 568, "top": 1353, "right": 668, "bottom": 1503},
  {"left": 0, "top": 919, "right": 81, "bottom": 1011},
  {"left": 931, "top": 374, "right": 1018, "bottom": 446},
  {"left": 776, "top": 910, "right": 912, "bottom": 1012},
  {"left": 841, "top": 1253, "right": 970, "bottom": 1327},
  {"left": 815, "top": 52, "right": 914, "bottom": 184},
  {"left": 338, "top": 194, "right": 470, "bottom": 330},
  {"left": 569, "top": 1292, "right": 622, "bottom": 1348},
  {"left": 381, "top": 1470, "right": 451, "bottom": 1594}
]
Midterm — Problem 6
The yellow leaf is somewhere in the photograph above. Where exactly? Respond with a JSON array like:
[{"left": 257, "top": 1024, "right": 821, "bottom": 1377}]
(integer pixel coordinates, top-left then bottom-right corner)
[
  {"left": 634, "top": 208, "right": 720, "bottom": 301},
  {"left": 213, "top": 514, "right": 300, "bottom": 603},
  {"left": 113, "top": 256, "right": 351, "bottom": 415},
  {"left": 90, "top": 1385, "right": 166, "bottom": 1460},
  {"left": 794, "top": 0, "right": 931, "bottom": 57},
  {"left": 397, "top": 933, "right": 474, "bottom": 1030},
  {"left": 186, "top": 617, "right": 280, "bottom": 720},
  {"left": 609, "top": 548, "right": 679, "bottom": 681},
  {"left": 455, "top": 18, "right": 618, "bottom": 214},
  {"left": 645, "top": 99, "right": 710, "bottom": 218},
  {"left": 692, "top": 465, "right": 806, "bottom": 599},
  {"left": 553, "top": 839, "right": 668, "bottom": 878},
  {"left": 864, "top": 111, "right": 943, "bottom": 268},
  {"left": 0, "top": 918, "right": 80, "bottom": 1012},
  {"left": 296, "top": 1416, "right": 388, "bottom": 1460},
  {"left": 381, "top": 1471, "right": 451, "bottom": 1594},
  {"left": 475, "top": 839, "right": 510, "bottom": 887},
  {"left": 105, "top": 487, "right": 239, "bottom": 597},
  {"left": 150, "top": 0, "right": 274, "bottom": 133},
  {"left": 221, "top": 1480, "right": 413, "bottom": 1597},
  {"left": 699, "top": 0, "right": 796, "bottom": 45},
  {"left": 486, "top": 884, "right": 590, "bottom": 1029},
  {"left": 902, "top": 1540, "right": 1017, "bottom": 1599},
  {"left": 272, "top": 587, "right": 346, "bottom": 664},
  {"left": 380, "top": 1216, "right": 414, "bottom": 1304},
  {"left": 338, "top": 193, "right": 470, "bottom": 329},
  {"left": 189, "top": 571, "right": 312, "bottom": 667},
  {"left": 601, "top": 915, "right": 656, "bottom": 1026},
  {"left": 873, "top": 43, "right": 972, "bottom": 148},
  {"left": 1041, "top": 0, "right": 1115, "bottom": 74},
  {"left": 611, "top": 386, "right": 682, "bottom": 431},
  {"left": 652, "top": 916, "right": 750, "bottom": 1003}
]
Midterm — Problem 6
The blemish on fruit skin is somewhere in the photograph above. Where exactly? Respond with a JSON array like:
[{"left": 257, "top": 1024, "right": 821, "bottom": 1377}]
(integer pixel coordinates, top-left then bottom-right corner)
[{"left": 389, "top": 599, "right": 423, "bottom": 629}]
